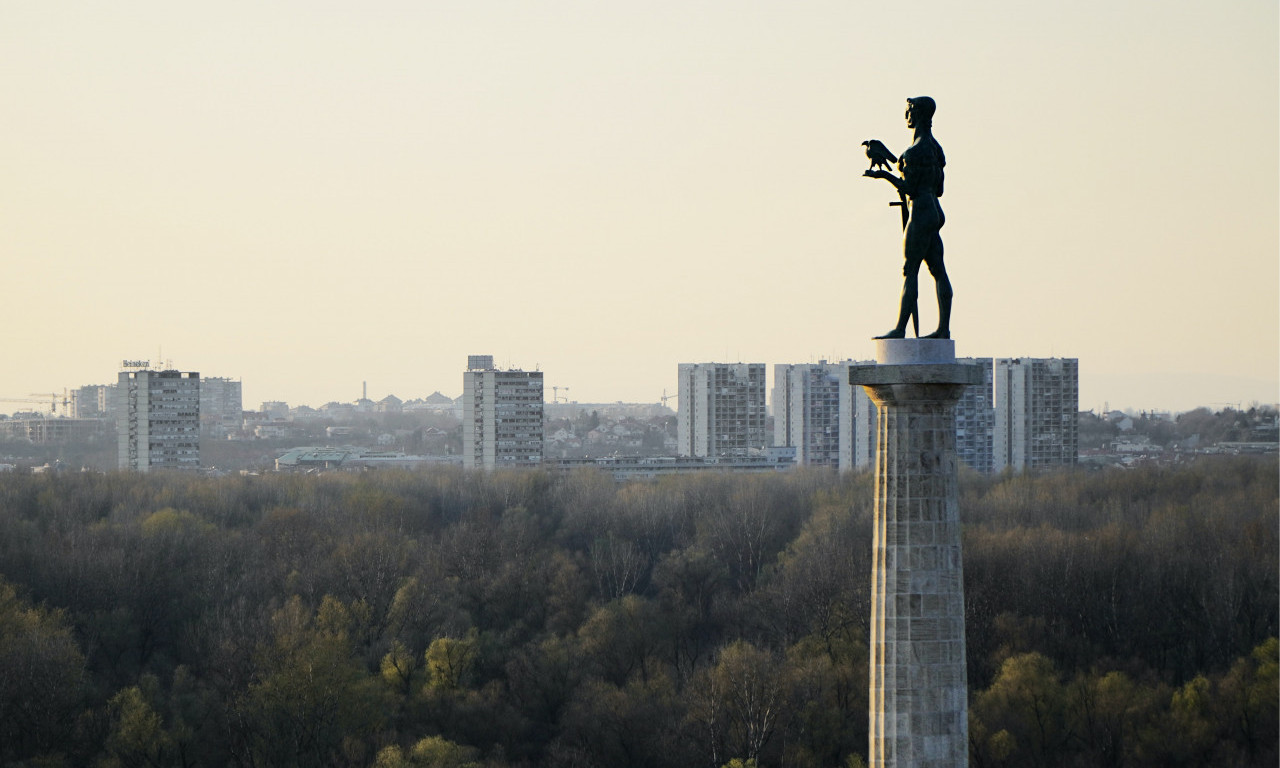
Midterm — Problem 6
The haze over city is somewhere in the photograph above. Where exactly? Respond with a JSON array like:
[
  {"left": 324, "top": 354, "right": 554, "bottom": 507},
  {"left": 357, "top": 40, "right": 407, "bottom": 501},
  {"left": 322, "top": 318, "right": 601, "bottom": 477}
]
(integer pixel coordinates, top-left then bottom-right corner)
[{"left": 2, "top": 1, "right": 1276, "bottom": 414}]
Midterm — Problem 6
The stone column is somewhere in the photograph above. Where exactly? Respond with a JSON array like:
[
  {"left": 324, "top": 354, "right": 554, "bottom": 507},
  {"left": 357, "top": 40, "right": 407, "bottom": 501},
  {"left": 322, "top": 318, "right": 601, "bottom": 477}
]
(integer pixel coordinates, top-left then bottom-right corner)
[{"left": 850, "top": 339, "right": 980, "bottom": 768}]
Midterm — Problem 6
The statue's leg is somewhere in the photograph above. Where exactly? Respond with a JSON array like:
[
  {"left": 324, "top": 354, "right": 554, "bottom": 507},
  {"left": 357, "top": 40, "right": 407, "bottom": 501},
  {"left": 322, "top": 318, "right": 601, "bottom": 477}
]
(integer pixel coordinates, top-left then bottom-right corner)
[
  {"left": 880, "top": 217, "right": 929, "bottom": 339},
  {"left": 899, "top": 272, "right": 919, "bottom": 331},
  {"left": 924, "top": 236, "right": 952, "bottom": 339},
  {"left": 876, "top": 266, "right": 919, "bottom": 339}
]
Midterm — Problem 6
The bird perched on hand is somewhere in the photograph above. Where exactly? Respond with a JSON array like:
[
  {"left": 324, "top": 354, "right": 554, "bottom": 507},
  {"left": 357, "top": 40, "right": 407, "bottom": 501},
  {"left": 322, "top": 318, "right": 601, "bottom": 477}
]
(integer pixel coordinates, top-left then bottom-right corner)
[{"left": 862, "top": 139, "right": 897, "bottom": 172}]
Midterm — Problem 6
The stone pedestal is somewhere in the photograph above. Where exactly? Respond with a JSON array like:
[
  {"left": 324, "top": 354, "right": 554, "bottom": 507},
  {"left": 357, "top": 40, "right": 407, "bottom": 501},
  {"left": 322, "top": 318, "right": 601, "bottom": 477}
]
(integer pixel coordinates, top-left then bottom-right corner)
[{"left": 850, "top": 339, "right": 980, "bottom": 768}]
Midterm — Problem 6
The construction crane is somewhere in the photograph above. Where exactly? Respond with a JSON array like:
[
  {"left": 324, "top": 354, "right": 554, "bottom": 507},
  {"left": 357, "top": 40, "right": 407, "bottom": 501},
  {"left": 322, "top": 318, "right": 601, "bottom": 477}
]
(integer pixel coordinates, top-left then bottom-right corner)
[
  {"left": 660, "top": 389, "right": 678, "bottom": 408},
  {"left": 551, "top": 386, "right": 572, "bottom": 404},
  {"left": 33, "top": 391, "right": 73, "bottom": 413},
  {"left": 0, "top": 392, "right": 68, "bottom": 415}
]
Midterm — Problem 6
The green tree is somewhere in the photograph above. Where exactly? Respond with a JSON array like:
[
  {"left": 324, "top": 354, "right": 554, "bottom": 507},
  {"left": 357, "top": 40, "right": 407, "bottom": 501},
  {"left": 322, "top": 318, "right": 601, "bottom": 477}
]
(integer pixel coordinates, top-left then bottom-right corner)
[
  {"left": 1066, "top": 669, "right": 1162, "bottom": 767},
  {"left": 232, "top": 595, "right": 389, "bottom": 766},
  {"left": 382, "top": 639, "right": 422, "bottom": 695},
  {"left": 971, "top": 653, "right": 1068, "bottom": 768},
  {"left": 652, "top": 545, "right": 730, "bottom": 678},
  {"left": 408, "top": 735, "right": 483, "bottom": 767},
  {"left": 100, "top": 684, "right": 175, "bottom": 768},
  {"left": 500, "top": 634, "right": 584, "bottom": 758},
  {"left": 588, "top": 532, "right": 648, "bottom": 600},
  {"left": 1218, "top": 636, "right": 1279, "bottom": 764},
  {"left": 374, "top": 735, "right": 484, "bottom": 768},
  {"left": 783, "top": 628, "right": 867, "bottom": 768},
  {"left": 425, "top": 629, "right": 479, "bottom": 693},
  {"left": 576, "top": 596, "right": 664, "bottom": 685},
  {"left": 689, "top": 641, "right": 790, "bottom": 768},
  {"left": 558, "top": 670, "right": 689, "bottom": 768},
  {"left": 1160, "top": 675, "right": 1216, "bottom": 765},
  {"left": 0, "top": 577, "right": 85, "bottom": 763}
]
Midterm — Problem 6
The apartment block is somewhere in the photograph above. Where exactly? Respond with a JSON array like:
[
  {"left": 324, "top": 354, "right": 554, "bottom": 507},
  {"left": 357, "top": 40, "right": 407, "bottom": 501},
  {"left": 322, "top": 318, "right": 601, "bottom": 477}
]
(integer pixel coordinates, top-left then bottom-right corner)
[
  {"left": 462, "top": 356, "right": 544, "bottom": 470},
  {"left": 677, "top": 363, "right": 767, "bottom": 458},
  {"left": 772, "top": 360, "right": 875, "bottom": 471},
  {"left": 994, "top": 357, "right": 1079, "bottom": 471},
  {"left": 955, "top": 357, "right": 995, "bottom": 474},
  {"left": 73, "top": 384, "right": 116, "bottom": 420},
  {"left": 837, "top": 357, "right": 992, "bottom": 474},
  {"left": 200, "top": 377, "right": 243, "bottom": 436},
  {"left": 118, "top": 370, "right": 201, "bottom": 472}
]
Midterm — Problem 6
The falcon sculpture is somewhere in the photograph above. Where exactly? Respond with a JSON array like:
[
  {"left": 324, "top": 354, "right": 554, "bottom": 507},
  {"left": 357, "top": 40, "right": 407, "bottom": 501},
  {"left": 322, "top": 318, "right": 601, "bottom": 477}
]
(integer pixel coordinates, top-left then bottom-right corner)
[{"left": 862, "top": 139, "right": 897, "bottom": 172}]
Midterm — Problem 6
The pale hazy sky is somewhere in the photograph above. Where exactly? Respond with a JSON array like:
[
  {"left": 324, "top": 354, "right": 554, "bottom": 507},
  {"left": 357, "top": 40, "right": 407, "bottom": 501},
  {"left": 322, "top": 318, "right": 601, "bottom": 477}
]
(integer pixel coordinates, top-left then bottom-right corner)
[{"left": 3, "top": 1, "right": 1276, "bottom": 414}]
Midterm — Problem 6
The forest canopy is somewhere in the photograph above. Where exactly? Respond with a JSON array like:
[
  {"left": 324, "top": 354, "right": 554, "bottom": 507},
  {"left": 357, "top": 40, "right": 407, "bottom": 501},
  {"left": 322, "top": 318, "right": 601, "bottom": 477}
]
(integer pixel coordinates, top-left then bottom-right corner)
[{"left": 0, "top": 456, "right": 1274, "bottom": 767}]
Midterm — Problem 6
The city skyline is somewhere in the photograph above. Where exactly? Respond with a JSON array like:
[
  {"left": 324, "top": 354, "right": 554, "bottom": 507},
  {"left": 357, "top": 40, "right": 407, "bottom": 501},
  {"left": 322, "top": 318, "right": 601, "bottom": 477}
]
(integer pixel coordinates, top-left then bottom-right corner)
[
  {"left": 7, "top": 349, "right": 1270, "bottom": 420},
  {"left": 2, "top": 2, "right": 1276, "bottom": 414}
]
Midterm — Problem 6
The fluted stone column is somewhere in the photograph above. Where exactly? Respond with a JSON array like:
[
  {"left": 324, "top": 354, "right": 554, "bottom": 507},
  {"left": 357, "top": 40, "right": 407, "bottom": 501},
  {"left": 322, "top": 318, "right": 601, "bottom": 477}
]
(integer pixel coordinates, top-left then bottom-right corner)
[{"left": 850, "top": 339, "right": 980, "bottom": 768}]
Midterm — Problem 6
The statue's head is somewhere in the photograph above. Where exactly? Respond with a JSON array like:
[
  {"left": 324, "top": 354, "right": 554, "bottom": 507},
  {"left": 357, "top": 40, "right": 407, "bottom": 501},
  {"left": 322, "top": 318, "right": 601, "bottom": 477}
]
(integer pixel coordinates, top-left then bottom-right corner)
[{"left": 906, "top": 96, "right": 936, "bottom": 128}]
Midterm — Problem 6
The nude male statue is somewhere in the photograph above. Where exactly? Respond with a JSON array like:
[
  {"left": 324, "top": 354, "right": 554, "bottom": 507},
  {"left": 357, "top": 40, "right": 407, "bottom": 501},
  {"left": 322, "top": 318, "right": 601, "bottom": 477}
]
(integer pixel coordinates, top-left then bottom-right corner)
[{"left": 863, "top": 96, "right": 952, "bottom": 339}]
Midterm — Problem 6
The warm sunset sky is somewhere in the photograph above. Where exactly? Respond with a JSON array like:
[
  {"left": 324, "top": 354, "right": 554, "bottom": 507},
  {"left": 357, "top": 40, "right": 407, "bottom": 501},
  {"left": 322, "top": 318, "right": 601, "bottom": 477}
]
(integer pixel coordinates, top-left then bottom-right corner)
[{"left": 2, "top": 1, "right": 1276, "bottom": 413}]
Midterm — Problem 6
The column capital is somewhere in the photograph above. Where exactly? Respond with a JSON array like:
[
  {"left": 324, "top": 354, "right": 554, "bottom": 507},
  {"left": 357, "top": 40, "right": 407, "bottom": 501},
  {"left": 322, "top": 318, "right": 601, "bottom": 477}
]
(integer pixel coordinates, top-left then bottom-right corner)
[{"left": 849, "top": 363, "right": 983, "bottom": 387}]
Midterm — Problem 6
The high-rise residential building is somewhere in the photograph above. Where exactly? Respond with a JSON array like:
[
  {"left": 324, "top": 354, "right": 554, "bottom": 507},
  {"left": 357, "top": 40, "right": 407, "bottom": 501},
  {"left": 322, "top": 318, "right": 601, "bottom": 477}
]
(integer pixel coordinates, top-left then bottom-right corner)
[
  {"left": 844, "top": 356, "right": 1061, "bottom": 475},
  {"left": 200, "top": 377, "right": 243, "bottom": 436},
  {"left": 956, "top": 357, "right": 995, "bottom": 474},
  {"left": 677, "top": 363, "right": 767, "bottom": 458},
  {"left": 772, "top": 360, "right": 875, "bottom": 471},
  {"left": 994, "top": 357, "right": 1079, "bottom": 471},
  {"left": 73, "top": 384, "right": 116, "bottom": 420},
  {"left": 852, "top": 383, "right": 878, "bottom": 471},
  {"left": 462, "top": 356, "right": 544, "bottom": 470},
  {"left": 118, "top": 369, "right": 201, "bottom": 472}
]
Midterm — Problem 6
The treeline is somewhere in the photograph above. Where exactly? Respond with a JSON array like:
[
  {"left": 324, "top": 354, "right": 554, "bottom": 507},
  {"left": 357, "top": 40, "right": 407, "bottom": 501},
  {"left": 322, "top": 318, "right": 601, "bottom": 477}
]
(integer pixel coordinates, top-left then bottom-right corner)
[
  {"left": 0, "top": 457, "right": 1274, "bottom": 767},
  {"left": 1077, "top": 405, "right": 1278, "bottom": 450}
]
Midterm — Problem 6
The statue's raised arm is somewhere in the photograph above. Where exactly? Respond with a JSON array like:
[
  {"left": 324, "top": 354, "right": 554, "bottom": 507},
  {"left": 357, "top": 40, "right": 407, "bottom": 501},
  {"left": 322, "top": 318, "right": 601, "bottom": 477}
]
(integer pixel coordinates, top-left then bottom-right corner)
[{"left": 862, "top": 97, "right": 952, "bottom": 340}]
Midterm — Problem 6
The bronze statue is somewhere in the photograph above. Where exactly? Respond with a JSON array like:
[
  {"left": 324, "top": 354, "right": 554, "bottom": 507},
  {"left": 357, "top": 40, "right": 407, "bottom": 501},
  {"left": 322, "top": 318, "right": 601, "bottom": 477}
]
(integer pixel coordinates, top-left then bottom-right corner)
[{"left": 863, "top": 96, "right": 952, "bottom": 339}]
